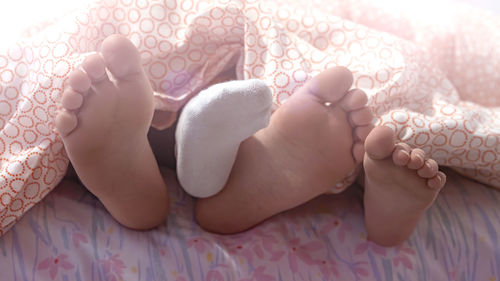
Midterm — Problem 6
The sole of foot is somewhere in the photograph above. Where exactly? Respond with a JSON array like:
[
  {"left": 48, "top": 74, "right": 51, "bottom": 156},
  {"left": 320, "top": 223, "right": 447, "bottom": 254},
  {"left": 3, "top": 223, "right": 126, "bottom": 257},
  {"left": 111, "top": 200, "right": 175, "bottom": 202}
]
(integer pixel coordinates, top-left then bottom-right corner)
[
  {"left": 363, "top": 126, "right": 446, "bottom": 246},
  {"left": 55, "top": 35, "right": 169, "bottom": 229},
  {"left": 264, "top": 66, "right": 374, "bottom": 191}
]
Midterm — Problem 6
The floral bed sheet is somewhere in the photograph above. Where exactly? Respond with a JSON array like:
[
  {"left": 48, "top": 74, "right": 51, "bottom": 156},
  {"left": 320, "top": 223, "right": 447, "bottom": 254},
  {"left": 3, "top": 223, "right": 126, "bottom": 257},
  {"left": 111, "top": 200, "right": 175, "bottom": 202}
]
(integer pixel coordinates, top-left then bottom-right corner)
[{"left": 1, "top": 169, "right": 499, "bottom": 281}]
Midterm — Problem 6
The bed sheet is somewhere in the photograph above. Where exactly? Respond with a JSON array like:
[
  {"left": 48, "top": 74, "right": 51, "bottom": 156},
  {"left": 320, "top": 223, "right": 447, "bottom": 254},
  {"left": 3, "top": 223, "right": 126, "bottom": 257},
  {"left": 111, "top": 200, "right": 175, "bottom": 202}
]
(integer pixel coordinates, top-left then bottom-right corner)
[{"left": 0, "top": 169, "right": 499, "bottom": 281}]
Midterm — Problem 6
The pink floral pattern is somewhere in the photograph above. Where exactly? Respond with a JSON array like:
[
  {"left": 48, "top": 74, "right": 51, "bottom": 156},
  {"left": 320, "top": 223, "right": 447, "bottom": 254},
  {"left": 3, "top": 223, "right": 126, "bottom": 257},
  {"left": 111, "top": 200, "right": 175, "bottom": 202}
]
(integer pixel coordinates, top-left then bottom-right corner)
[
  {"left": 1, "top": 170, "right": 499, "bottom": 281},
  {"left": 354, "top": 241, "right": 387, "bottom": 256},
  {"left": 100, "top": 254, "right": 126, "bottom": 281},
  {"left": 239, "top": 266, "right": 275, "bottom": 281},
  {"left": 72, "top": 232, "right": 89, "bottom": 248},
  {"left": 393, "top": 246, "right": 416, "bottom": 270},
  {"left": 186, "top": 237, "right": 212, "bottom": 254},
  {"left": 37, "top": 254, "right": 74, "bottom": 280},
  {"left": 286, "top": 238, "right": 323, "bottom": 272}
]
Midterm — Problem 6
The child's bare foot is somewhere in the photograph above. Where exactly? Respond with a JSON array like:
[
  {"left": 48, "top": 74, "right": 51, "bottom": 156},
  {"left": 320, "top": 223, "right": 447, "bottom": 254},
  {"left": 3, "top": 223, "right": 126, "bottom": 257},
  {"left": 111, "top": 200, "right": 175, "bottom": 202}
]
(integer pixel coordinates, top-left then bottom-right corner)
[
  {"left": 196, "top": 66, "right": 374, "bottom": 233},
  {"left": 363, "top": 126, "right": 446, "bottom": 246},
  {"left": 55, "top": 35, "right": 169, "bottom": 229}
]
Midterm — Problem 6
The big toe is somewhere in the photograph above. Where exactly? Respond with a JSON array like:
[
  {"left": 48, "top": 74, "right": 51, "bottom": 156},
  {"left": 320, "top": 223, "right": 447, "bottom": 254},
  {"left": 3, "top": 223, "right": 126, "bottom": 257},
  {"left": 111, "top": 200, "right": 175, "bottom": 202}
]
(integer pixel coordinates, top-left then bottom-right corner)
[
  {"left": 100, "top": 34, "right": 142, "bottom": 78},
  {"left": 364, "top": 126, "right": 396, "bottom": 160},
  {"left": 300, "top": 66, "right": 353, "bottom": 103}
]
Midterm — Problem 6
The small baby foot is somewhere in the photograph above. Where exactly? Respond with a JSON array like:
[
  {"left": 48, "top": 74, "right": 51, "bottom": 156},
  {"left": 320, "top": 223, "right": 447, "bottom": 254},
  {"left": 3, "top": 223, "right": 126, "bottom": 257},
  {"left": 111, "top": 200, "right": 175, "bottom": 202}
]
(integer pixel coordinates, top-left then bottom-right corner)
[
  {"left": 176, "top": 79, "right": 272, "bottom": 198},
  {"left": 363, "top": 126, "right": 446, "bottom": 246},
  {"left": 195, "top": 66, "right": 372, "bottom": 233},
  {"left": 55, "top": 35, "right": 169, "bottom": 229}
]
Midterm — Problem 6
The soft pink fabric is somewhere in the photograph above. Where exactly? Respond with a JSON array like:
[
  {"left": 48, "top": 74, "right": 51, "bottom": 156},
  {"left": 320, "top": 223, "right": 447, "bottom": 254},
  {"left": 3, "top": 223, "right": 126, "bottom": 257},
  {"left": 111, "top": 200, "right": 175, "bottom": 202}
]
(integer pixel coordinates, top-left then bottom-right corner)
[
  {"left": 0, "top": 0, "right": 499, "bottom": 233},
  {"left": 1, "top": 169, "right": 499, "bottom": 280}
]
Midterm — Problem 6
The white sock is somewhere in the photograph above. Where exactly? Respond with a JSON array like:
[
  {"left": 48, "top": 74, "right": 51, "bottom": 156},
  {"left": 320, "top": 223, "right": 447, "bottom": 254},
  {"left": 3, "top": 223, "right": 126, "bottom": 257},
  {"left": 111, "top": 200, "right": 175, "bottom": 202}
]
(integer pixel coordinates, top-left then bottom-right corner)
[{"left": 175, "top": 79, "right": 273, "bottom": 198}]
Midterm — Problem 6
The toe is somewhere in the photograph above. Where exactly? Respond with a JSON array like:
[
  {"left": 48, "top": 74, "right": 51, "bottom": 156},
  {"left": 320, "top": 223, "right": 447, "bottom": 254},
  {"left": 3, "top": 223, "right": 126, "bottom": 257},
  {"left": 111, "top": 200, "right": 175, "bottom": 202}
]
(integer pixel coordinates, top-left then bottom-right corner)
[
  {"left": 340, "top": 89, "right": 368, "bottom": 111},
  {"left": 392, "top": 143, "right": 411, "bottom": 166},
  {"left": 364, "top": 126, "right": 395, "bottom": 160},
  {"left": 61, "top": 89, "right": 84, "bottom": 110},
  {"left": 355, "top": 124, "right": 374, "bottom": 141},
  {"left": 101, "top": 34, "right": 143, "bottom": 78},
  {"left": 80, "top": 52, "right": 117, "bottom": 95},
  {"left": 349, "top": 107, "right": 373, "bottom": 126},
  {"left": 81, "top": 53, "right": 109, "bottom": 82},
  {"left": 55, "top": 110, "right": 78, "bottom": 137},
  {"left": 407, "top": 149, "right": 426, "bottom": 169},
  {"left": 427, "top": 171, "right": 446, "bottom": 189},
  {"left": 417, "top": 159, "right": 439, "bottom": 178},
  {"left": 352, "top": 141, "right": 365, "bottom": 163},
  {"left": 300, "top": 66, "right": 353, "bottom": 103},
  {"left": 68, "top": 69, "right": 91, "bottom": 93}
]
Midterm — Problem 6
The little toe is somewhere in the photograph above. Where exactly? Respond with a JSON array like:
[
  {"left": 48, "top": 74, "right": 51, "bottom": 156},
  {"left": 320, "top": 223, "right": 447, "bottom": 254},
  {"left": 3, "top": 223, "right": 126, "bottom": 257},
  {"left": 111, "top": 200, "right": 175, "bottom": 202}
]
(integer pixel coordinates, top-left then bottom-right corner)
[
  {"left": 352, "top": 141, "right": 365, "bottom": 163},
  {"left": 101, "top": 34, "right": 143, "bottom": 79},
  {"left": 355, "top": 124, "right": 374, "bottom": 141},
  {"left": 417, "top": 159, "right": 439, "bottom": 178},
  {"left": 349, "top": 107, "right": 373, "bottom": 126},
  {"left": 300, "top": 66, "right": 353, "bottom": 103},
  {"left": 427, "top": 172, "right": 446, "bottom": 189},
  {"left": 61, "top": 89, "right": 84, "bottom": 111},
  {"left": 407, "top": 149, "right": 426, "bottom": 169},
  {"left": 340, "top": 89, "right": 368, "bottom": 111},
  {"left": 364, "top": 126, "right": 396, "bottom": 160},
  {"left": 55, "top": 110, "right": 78, "bottom": 137},
  {"left": 68, "top": 69, "right": 91, "bottom": 93},
  {"left": 81, "top": 53, "right": 109, "bottom": 83},
  {"left": 392, "top": 143, "right": 411, "bottom": 166}
]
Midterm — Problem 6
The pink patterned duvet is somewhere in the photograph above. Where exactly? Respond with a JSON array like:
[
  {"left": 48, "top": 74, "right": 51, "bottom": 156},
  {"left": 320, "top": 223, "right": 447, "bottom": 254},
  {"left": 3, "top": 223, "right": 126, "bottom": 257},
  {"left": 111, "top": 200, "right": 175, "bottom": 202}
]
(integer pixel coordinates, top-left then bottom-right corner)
[{"left": 1, "top": 170, "right": 500, "bottom": 280}]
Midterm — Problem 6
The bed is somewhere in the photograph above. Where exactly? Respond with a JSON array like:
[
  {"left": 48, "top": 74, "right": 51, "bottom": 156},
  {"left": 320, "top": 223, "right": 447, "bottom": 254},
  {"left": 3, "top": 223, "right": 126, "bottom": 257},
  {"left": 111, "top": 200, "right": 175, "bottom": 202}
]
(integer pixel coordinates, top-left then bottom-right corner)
[{"left": 1, "top": 0, "right": 500, "bottom": 280}]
